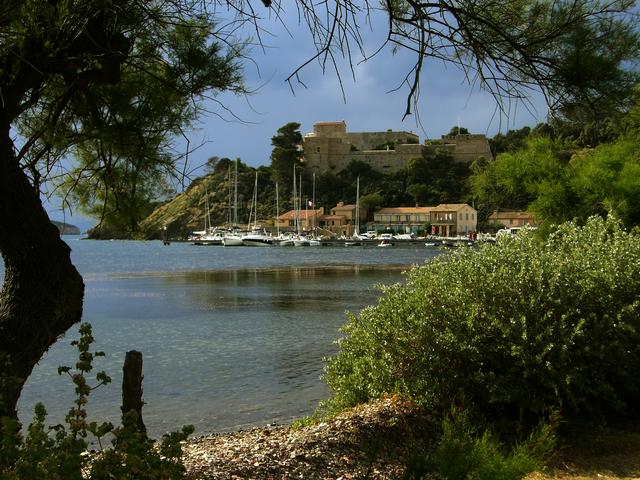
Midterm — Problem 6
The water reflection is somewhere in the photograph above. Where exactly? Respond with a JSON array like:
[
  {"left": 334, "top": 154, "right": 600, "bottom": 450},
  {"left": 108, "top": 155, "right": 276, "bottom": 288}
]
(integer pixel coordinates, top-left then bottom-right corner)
[
  {"left": 137, "top": 265, "right": 407, "bottom": 312},
  {"left": 19, "top": 264, "right": 409, "bottom": 437}
]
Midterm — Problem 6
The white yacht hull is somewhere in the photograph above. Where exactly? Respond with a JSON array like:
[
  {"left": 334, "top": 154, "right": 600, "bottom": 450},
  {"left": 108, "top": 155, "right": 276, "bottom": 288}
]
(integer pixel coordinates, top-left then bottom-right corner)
[
  {"left": 223, "top": 235, "right": 244, "bottom": 246},
  {"left": 242, "top": 236, "right": 273, "bottom": 246}
]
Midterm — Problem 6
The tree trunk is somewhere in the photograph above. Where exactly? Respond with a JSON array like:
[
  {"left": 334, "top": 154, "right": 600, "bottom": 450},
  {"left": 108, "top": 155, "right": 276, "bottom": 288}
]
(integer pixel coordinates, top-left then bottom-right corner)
[{"left": 0, "top": 124, "right": 85, "bottom": 419}]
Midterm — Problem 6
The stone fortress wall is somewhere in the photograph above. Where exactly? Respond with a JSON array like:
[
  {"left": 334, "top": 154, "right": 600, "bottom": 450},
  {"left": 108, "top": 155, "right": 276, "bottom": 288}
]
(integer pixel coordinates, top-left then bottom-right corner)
[{"left": 302, "top": 121, "right": 492, "bottom": 173}]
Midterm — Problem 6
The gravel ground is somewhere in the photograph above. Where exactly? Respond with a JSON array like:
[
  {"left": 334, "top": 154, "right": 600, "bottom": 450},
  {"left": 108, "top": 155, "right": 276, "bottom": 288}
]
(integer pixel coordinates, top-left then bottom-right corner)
[{"left": 183, "top": 396, "right": 438, "bottom": 479}]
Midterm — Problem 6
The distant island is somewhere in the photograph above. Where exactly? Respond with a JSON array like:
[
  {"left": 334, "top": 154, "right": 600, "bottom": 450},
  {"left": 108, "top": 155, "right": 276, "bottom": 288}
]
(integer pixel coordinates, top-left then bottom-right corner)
[{"left": 52, "top": 220, "right": 81, "bottom": 235}]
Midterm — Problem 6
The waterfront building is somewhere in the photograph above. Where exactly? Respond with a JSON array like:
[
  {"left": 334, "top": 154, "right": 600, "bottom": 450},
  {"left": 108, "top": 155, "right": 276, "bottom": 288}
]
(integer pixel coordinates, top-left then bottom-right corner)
[
  {"left": 372, "top": 207, "right": 434, "bottom": 236},
  {"left": 276, "top": 202, "right": 368, "bottom": 237},
  {"left": 431, "top": 204, "right": 477, "bottom": 236},
  {"left": 276, "top": 207, "right": 324, "bottom": 232},
  {"left": 488, "top": 210, "right": 537, "bottom": 228},
  {"left": 372, "top": 203, "right": 477, "bottom": 236}
]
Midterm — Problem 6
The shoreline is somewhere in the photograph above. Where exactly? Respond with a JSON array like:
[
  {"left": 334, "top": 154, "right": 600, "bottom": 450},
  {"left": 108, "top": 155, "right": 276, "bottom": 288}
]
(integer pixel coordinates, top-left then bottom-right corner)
[
  {"left": 181, "top": 397, "right": 640, "bottom": 480},
  {"left": 183, "top": 396, "right": 437, "bottom": 479}
]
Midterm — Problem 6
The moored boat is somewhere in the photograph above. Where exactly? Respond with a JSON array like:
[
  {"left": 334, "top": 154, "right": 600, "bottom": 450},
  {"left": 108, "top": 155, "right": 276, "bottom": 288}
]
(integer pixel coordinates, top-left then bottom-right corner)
[
  {"left": 223, "top": 229, "right": 244, "bottom": 246},
  {"left": 242, "top": 228, "right": 273, "bottom": 246}
]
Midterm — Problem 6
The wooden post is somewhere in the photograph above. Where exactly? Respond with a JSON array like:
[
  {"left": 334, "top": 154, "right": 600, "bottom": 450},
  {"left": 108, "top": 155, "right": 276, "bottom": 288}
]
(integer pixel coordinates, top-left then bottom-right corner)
[{"left": 122, "top": 350, "right": 146, "bottom": 433}]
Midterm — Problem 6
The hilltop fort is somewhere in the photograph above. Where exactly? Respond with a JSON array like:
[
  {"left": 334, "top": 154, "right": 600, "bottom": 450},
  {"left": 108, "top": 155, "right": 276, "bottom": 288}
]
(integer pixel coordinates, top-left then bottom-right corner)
[{"left": 302, "top": 121, "right": 492, "bottom": 173}]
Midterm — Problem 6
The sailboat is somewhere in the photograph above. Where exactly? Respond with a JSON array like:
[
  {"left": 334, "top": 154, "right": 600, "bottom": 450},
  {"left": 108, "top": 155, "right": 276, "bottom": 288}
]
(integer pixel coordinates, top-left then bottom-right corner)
[
  {"left": 345, "top": 176, "right": 363, "bottom": 246},
  {"left": 191, "top": 189, "right": 225, "bottom": 245},
  {"left": 241, "top": 172, "right": 273, "bottom": 246},
  {"left": 223, "top": 158, "right": 244, "bottom": 246},
  {"left": 292, "top": 169, "right": 310, "bottom": 246},
  {"left": 307, "top": 171, "right": 321, "bottom": 246}
]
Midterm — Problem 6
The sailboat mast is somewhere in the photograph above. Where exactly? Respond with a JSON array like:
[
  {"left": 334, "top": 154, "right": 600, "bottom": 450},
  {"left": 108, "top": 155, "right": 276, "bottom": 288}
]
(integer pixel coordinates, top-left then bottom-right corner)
[
  {"left": 227, "top": 165, "right": 232, "bottom": 226},
  {"left": 276, "top": 181, "right": 280, "bottom": 237},
  {"left": 233, "top": 158, "right": 238, "bottom": 228},
  {"left": 253, "top": 172, "right": 258, "bottom": 230},
  {"left": 312, "top": 171, "right": 316, "bottom": 232},
  {"left": 205, "top": 188, "right": 210, "bottom": 232},
  {"left": 293, "top": 165, "right": 298, "bottom": 234},
  {"left": 355, "top": 176, "right": 360, "bottom": 237}
]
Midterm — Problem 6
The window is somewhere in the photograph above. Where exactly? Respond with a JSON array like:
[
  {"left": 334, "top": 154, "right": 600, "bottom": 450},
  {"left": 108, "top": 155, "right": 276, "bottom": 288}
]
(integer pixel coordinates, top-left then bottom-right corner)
[
  {"left": 466, "top": 213, "right": 469, "bottom": 220},
  {"left": 316, "top": 147, "right": 321, "bottom": 153},
  {"left": 405, "top": 215, "right": 410, "bottom": 222}
]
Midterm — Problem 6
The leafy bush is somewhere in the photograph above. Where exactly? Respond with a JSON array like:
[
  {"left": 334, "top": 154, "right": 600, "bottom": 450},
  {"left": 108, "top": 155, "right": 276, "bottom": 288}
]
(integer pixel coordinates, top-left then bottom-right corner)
[
  {"left": 0, "top": 323, "right": 193, "bottom": 479},
  {"left": 323, "top": 216, "right": 640, "bottom": 429},
  {"left": 403, "top": 408, "right": 556, "bottom": 480}
]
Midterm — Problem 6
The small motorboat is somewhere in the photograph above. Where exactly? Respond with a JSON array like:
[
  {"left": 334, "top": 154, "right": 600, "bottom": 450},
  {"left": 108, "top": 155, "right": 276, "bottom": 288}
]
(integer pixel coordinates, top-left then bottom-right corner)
[{"left": 378, "top": 239, "right": 394, "bottom": 247}]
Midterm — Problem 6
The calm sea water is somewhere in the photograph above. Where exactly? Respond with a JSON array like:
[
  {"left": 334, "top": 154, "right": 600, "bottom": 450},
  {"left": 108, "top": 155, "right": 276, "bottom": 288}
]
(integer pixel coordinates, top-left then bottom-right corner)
[{"left": 2, "top": 238, "right": 440, "bottom": 437}]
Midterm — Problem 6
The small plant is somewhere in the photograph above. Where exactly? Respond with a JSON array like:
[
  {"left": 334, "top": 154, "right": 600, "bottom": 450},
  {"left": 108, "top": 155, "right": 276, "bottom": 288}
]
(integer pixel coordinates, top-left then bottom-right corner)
[
  {"left": 0, "top": 323, "right": 193, "bottom": 479},
  {"left": 403, "top": 408, "right": 557, "bottom": 480},
  {"left": 291, "top": 415, "right": 320, "bottom": 431}
]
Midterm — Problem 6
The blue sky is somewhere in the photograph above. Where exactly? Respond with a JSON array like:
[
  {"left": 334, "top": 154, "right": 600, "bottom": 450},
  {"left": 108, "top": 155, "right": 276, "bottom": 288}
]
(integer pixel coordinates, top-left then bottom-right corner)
[
  {"left": 182, "top": 6, "right": 549, "bottom": 166},
  {"left": 48, "top": 6, "right": 548, "bottom": 230}
]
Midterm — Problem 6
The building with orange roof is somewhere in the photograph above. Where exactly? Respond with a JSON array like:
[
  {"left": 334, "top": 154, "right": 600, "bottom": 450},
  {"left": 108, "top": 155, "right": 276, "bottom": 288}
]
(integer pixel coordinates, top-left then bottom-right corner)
[
  {"left": 372, "top": 203, "right": 477, "bottom": 236},
  {"left": 431, "top": 204, "right": 477, "bottom": 236},
  {"left": 276, "top": 207, "right": 324, "bottom": 232},
  {"left": 276, "top": 201, "right": 369, "bottom": 237},
  {"left": 488, "top": 210, "right": 537, "bottom": 228}
]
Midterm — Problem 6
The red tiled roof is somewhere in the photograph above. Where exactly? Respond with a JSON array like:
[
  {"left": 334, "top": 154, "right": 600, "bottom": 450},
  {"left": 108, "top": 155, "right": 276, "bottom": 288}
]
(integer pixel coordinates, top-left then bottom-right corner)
[
  {"left": 434, "top": 203, "right": 474, "bottom": 211},
  {"left": 489, "top": 211, "right": 534, "bottom": 220},
  {"left": 376, "top": 207, "right": 434, "bottom": 214},
  {"left": 332, "top": 204, "right": 357, "bottom": 210},
  {"left": 277, "top": 208, "right": 323, "bottom": 220}
]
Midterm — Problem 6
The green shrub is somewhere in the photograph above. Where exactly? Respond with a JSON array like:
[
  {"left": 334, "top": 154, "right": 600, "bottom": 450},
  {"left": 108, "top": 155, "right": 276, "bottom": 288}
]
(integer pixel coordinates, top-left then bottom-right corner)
[
  {"left": 0, "top": 323, "right": 193, "bottom": 479},
  {"left": 323, "top": 216, "right": 640, "bottom": 429},
  {"left": 403, "top": 408, "right": 556, "bottom": 480}
]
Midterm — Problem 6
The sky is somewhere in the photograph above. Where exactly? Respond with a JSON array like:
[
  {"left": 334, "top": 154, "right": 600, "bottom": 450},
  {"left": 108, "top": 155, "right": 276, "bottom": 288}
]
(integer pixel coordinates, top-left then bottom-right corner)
[{"left": 47, "top": 5, "right": 549, "bottom": 231}]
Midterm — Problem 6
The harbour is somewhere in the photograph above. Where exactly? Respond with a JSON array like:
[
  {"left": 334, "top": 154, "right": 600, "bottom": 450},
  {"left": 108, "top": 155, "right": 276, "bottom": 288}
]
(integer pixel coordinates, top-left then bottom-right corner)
[{"left": 9, "top": 237, "right": 442, "bottom": 438}]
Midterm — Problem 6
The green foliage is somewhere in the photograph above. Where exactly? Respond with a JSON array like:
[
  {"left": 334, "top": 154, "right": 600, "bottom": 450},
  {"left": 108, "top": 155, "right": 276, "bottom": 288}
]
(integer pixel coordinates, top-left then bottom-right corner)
[
  {"left": 403, "top": 408, "right": 556, "bottom": 480},
  {"left": 0, "top": 323, "right": 193, "bottom": 479},
  {"left": 566, "top": 137, "right": 640, "bottom": 227},
  {"left": 405, "top": 149, "right": 472, "bottom": 205},
  {"left": 547, "top": 7, "right": 640, "bottom": 144},
  {"left": 13, "top": 4, "right": 245, "bottom": 236},
  {"left": 290, "top": 415, "right": 320, "bottom": 431},
  {"left": 358, "top": 193, "right": 384, "bottom": 220},
  {"left": 270, "top": 122, "right": 303, "bottom": 201},
  {"left": 470, "top": 136, "right": 574, "bottom": 216},
  {"left": 373, "top": 141, "right": 396, "bottom": 150},
  {"left": 490, "top": 126, "right": 532, "bottom": 156},
  {"left": 477, "top": 117, "right": 640, "bottom": 230},
  {"left": 448, "top": 126, "right": 469, "bottom": 136},
  {"left": 323, "top": 216, "right": 640, "bottom": 430}
]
